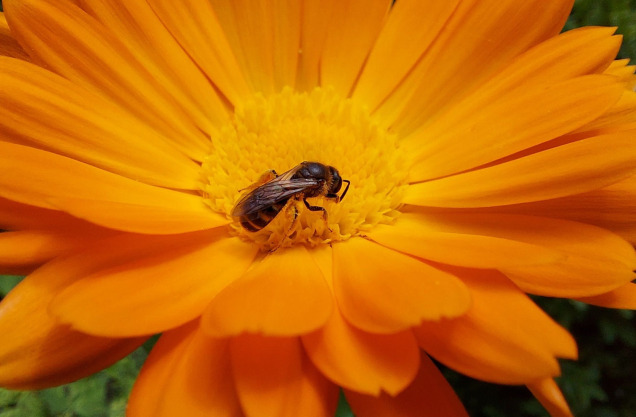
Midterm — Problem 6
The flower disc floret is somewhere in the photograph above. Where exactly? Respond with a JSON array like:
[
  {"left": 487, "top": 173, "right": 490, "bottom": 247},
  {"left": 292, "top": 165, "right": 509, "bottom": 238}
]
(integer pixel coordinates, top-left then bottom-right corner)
[{"left": 201, "top": 87, "right": 409, "bottom": 250}]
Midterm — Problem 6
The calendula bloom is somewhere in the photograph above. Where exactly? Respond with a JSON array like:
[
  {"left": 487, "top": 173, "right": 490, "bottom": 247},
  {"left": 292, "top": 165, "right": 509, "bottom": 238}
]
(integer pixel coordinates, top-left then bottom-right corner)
[{"left": 1, "top": 0, "right": 636, "bottom": 415}]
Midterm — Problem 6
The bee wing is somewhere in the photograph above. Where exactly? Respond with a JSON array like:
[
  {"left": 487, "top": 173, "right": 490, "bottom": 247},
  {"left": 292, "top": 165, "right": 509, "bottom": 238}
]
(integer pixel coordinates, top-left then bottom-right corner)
[{"left": 231, "top": 177, "right": 320, "bottom": 217}]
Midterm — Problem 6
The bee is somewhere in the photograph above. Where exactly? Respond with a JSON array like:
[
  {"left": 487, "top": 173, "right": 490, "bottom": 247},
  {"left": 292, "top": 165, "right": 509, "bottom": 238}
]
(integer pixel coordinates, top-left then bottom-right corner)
[{"left": 231, "top": 161, "right": 350, "bottom": 232}]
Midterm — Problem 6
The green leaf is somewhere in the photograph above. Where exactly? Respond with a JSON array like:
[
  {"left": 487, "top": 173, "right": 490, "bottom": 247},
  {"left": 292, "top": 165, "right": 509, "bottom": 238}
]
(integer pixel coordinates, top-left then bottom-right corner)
[
  {"left": 335, "top": 391, "right": 354, "bottom": 417},
  {"left": 0, "top": 276, "right": 23, "bottom": 298}
]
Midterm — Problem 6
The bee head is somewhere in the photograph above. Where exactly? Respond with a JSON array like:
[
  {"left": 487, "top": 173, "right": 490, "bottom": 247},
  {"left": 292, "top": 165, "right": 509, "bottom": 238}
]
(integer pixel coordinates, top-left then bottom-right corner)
[{"left": 328, "top": 166, "right": 343, "bottom": 194}]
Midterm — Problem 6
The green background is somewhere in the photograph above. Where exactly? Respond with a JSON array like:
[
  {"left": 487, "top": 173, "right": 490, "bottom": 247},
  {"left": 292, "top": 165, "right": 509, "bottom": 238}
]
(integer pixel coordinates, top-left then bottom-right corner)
[{"left": 1, "top": 0, "right": 635, "bottom": 416}]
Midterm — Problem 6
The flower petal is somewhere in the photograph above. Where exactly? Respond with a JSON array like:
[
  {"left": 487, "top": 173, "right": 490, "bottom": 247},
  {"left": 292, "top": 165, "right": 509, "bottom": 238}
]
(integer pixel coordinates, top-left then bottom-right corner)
[
  {"left": 320, "top": 0, "right": 390, "bottom": 96},
  {"left": 0, "top": 57, "right": 202, "bottom": 189},
  {"left": 2, "top": 231, "right": 242, "bottom": 386},
  {"left": 4, "top": 0, "right": 208, "bottom": 159},
  {"left": 0, "top": 258, "right": 145, "bottom": 390},
  {"left": 405, "top": 133, "right": 636, "bottom": 208},
  {"left": 51, "top": 197, "right": 229, "bottom": 235},
  {"left": 575, "top": 283, "right": 636, "bottom": 310},
  {"left": 128, "top": 322, "right": 244, "bottom": 417},
  {"left": 0, "top": 13, "right": 29, "bottom": 60},
  {"left": 406, "top": 75, "right": 623, "bottom": 182},
  {"left": 209, "top": 0, "right": 301, "bottom": 95},
  {"left": 345, "top": 354, "right": 469, "bottom": 417},
  {"left": 500, "top": 174, "right": 636, "bottom": 244},
  {"left": 527, "top": 378, "right": 573, "bottom": 417},
  {"left": 0, "top": 197, "right": 89, "bottom": 230},
  {"left": 332, "top": 238, "right": 470, "bottom": 334},
  {"left": 0, "top": 228, "right": 112, "bottom": 275},
  {"left": 415, "top": 269, "right": 577, "bottom": 385},
  {"left": 403, "top": 26, "right": 620, "bottom": 149},
  {"left": 51, "top": 232, "right": 257, "bottom": 337},
  {"left": 366, "top": 212, "right": 563, "bottom": 269},
  {"left": 146, "top": 0, "right": 251, "bottom": 104},
  {"left": 231, "top": 334, "right": 339, "bottom": 417},
  {"left": 202, "top": 246, "right": 333, "bottom": 337},
  {"left": 375, "top": 0, "right": 573, "bottom": 133},
  {"left": 575, "top": 91, "right": 636, "bottom": 134},
  {"left": 302, "top": 304, "right": 420, "bottom": 396},
  {"left": 294, "top": 0, "right": 336, "bottom": 91},
  {"left": 401, "top": 212, "right": 636, "bottom": 297},
  {"left": 78, "top": 0, "right": 229, "bottom": 131},
  {"left": 604, "top": 59, "right": 636, "bottom": 90},
  {"left": 0, "top": 142, "right": 227, "bottom": 234},
  {"left": 499, "top": 231, "right": 636, "bottom": 297},
  {"left": 353, "top": 0, "right": 459, "bottom": 112}
]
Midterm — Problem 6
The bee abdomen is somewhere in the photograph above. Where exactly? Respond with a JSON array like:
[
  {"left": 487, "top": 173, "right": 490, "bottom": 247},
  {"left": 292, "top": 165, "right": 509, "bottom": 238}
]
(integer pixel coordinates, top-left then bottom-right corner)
[{"left": 239, "top": 200, "right": 287, "bottom": 232}]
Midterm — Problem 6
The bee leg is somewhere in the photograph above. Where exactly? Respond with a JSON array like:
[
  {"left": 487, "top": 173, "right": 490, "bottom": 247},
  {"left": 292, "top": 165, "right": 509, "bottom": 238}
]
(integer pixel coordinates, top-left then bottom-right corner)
[
  {"left": 325, "top": 193, "right": 340, "bottom": 203},
  {"left": 286, "top": 199, "right": 301, "bottom": 235},
  {"left": 270, "top": 200, "right": 300, "bottom": 253},
  {"left": 303, "top": 198, "right": 331, "bottom": 231}
]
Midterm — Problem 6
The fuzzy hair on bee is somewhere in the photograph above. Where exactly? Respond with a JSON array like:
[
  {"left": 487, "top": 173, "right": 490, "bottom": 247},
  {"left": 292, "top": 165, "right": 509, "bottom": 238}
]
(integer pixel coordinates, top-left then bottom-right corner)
[{"left": 231, "top": 161, "right": 350, "bottom": 232}]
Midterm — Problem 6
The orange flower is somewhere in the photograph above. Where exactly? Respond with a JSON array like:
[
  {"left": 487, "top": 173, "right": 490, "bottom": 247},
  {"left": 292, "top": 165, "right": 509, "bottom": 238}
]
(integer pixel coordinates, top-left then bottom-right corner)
[{"left": 1, "top": 0, "right": 635, "bottom": 416}]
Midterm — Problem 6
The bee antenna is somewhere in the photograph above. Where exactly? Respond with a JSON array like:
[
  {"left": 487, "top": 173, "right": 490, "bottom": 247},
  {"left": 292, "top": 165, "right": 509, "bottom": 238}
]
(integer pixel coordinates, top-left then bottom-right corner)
[{"left": 340, "top": 179, "right": 351, "bottom": 201}]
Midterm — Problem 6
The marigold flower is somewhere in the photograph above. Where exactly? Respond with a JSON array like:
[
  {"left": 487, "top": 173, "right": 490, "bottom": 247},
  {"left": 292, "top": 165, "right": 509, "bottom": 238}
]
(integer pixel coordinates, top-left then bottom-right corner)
[{"left": 1, "top": 0, "right": 635, "bottom": 416}]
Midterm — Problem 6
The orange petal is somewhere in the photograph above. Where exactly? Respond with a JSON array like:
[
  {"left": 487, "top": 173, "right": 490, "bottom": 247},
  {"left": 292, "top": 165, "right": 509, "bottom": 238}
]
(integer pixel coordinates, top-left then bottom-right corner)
[
  {"left": 128, "top": 322, "right": 244, "bottom": 417},
  {"left": 4, "top": 0, "right": 208, "bottom": 160},
  {"left": 0, "top": 258, "right": 145, "bottom": 390},
  {"left": 405, "top": 133, "right": 636, "bottom": 208},
  {"left": 497, "top": 174, "right": 636, "bottom": 244},
  {"left": 320, "top": 0, "right": 391, "bottom": 96},
  {"left": 603, "top": 59, "right": 636, "bottom": 90},
  {"left": 295, "top": 0, "right": 336, "bottom": 91},
  {"left": 0, "top": 142, "right": 227, "bottom": 234},
  {"left": 415, "top": 269, "right": 577, "bottom": 385},
  {"left": 78, "top": 0, "right": 229, "bottom": 131},
  {"left": 332, "top": 238, "right": 470, "bottom": 334},
  {"left": 402, "top": 26, "right": 619, "bottom": 144},
  {"left": 0, "top": 13, "right": 29, "bottom": 60},
  {"left": 353, "top": 0, "right": 459, "bottom": 112},
  {"left": 402, "top": 212, "right": 636, "bottom": 297},
  {"left": 308, "top": 244, "right": 335, "bottom": 291},
  {"left": 0, "top": 197, "right": 90, "bottom": 230},
  {"left": 375, "top": 0, "right": 573, "bottom": 133},
  {"left": 575, "top": 283, "right": 636, "bottom": 309},
  {"left": 231, "top": 334, "right": 339, "bottom": 417},
  {"left": 575, "top": 91, "right": 636, "bottom": 134},
  {"left": 482, "top": 26, "right": 620, "bottom": 94},
  {"left": 51, "top": 197, "right": 229, "bottom": 235},
  {"left": 202, "top": 246, "right": 333, "bottom": 337},
  {"left": 209, "top": 0, "right": 301, "bottom": 95},
  {"left": 366, "top": 212, "right": 563, "bottom": 269},
  {"left": 345, "top": 353, "right": 469, "bottom": 417},
  {"left": 527, "top": 378, "right": 573, "bottom": 417},
  {"left": 0, "top": 57, "right": 202, "bottom": 189},
  {"left": 51, "top": 232, "right": 257, "bottom": 337},
  {"left": 0, "top": 228, "right": 112, "bottom": 275},
  {"left": 146, "top": 0, "right": 251, "bottom": 104},
  {"left": 498, "top": 231, "right": 636, "bottom": 297},
  {"left": 407, "top": 75, "right": 623, "bottom": 181},
  {"left": 302, "top": 304, "right": 420, "bottom": 396}
]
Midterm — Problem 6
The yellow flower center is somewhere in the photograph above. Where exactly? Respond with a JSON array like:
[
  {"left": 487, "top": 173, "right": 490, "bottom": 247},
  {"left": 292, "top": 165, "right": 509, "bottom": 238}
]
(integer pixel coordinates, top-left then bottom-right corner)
[{"left": 200, "top": 87, "right": 408, "bottom": 251}]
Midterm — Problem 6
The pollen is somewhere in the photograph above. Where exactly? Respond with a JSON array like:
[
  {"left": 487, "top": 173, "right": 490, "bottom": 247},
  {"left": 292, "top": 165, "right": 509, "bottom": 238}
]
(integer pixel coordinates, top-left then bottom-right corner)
[{"left": 200, "top": 87, "right": 409, "bottom": 251}]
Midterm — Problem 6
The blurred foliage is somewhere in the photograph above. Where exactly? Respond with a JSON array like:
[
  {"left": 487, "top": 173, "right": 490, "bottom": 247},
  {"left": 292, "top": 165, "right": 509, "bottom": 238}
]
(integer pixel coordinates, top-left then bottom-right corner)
[
  {"left": 566, "top": 0, "right": 636, "bottom": 60},
  {"left": 442, "top": 299, "right": 636, "bottom": 417},
  {"left": 1, "top": 0, "right": 636, "bottom": 416},
  {"left": 0, "top": 341, "right": 148, "bottom": 417}
]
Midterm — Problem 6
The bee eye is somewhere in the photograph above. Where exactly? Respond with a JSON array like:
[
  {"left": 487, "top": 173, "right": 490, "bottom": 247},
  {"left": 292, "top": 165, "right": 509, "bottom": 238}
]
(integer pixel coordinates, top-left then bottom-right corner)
[
  {"left": 334, "top": 177, "right": 342, "bottom": 192},
  {"left": 331, "top": 169, "right": 342, "bottom": 192}
]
